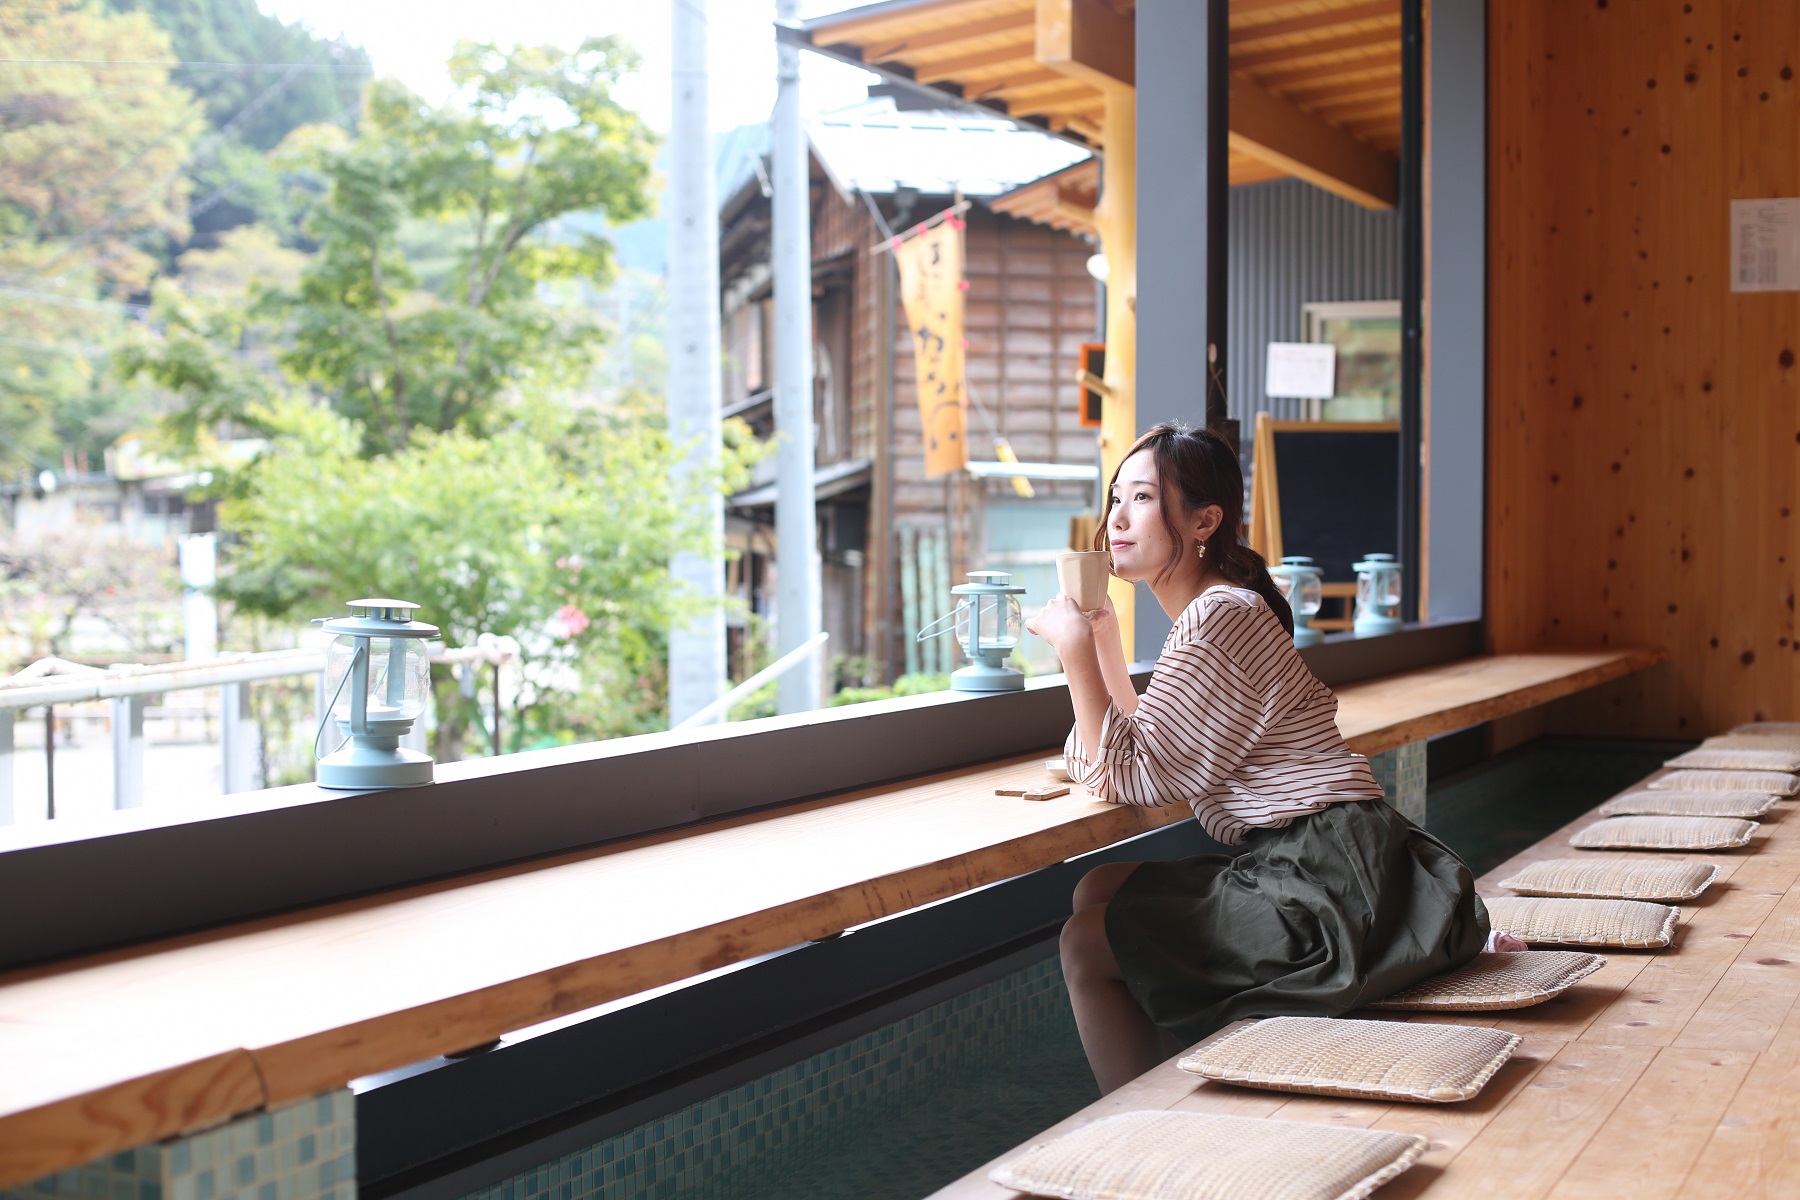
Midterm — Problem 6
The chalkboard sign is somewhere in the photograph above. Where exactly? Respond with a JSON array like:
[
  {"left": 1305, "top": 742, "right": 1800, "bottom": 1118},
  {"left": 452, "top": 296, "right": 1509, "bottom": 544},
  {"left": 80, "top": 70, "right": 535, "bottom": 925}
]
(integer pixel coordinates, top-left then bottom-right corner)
[{"left": 1250, "top": 415, "right": 1399, "bottom": 583}]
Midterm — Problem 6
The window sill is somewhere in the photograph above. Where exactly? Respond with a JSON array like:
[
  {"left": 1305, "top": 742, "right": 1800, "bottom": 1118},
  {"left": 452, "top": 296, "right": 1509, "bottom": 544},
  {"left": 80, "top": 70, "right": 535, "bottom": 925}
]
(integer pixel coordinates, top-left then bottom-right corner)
[{"left": 0, "top": 621, "right": 1482, "bottom": 970}]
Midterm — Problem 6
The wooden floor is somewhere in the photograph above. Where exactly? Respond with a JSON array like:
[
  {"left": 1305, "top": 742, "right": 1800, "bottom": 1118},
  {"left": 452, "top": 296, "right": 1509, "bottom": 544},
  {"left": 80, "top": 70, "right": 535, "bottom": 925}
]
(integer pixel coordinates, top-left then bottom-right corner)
[{"left": 930, "top": 765, "right": 1800, "bottom": 1199}]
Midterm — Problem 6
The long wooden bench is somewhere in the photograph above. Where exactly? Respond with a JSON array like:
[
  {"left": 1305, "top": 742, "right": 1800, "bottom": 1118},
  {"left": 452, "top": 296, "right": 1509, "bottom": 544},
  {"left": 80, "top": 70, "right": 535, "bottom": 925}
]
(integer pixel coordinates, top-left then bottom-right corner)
[
  {"left": 930, "top": 752, "right": 1799, "bottom": 1199},
  {"left": 0, "top": 647, "right": 1661, "bottom": 1188}
]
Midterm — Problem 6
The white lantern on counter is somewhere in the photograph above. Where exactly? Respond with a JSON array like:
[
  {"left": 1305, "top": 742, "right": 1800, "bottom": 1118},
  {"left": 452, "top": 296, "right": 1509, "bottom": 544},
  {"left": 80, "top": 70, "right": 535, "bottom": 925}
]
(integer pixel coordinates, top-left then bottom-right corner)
[
  {"left": 1268, "top": 555, "right": 1325, "bottom": 647},
  {"left": 313, "top": 598, "right": 438, "bottom": 789},
  {"left": 1352, "top": 554, "right": 1404, "bottom": 637}
]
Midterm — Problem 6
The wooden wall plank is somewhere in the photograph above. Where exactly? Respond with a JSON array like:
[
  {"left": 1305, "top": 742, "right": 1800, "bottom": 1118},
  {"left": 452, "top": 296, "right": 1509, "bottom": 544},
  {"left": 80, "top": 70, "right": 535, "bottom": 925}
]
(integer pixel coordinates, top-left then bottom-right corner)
[{"left": 1488, "top": 0, "right": 1800, "bottom": 736}]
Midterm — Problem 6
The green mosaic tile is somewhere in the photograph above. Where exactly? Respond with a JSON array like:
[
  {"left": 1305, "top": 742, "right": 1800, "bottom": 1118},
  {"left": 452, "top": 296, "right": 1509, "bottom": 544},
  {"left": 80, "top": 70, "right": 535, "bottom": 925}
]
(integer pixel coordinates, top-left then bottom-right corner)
[
  {"left": 458, "top": 956, "right": 1092, "bottom": 1200},
  {"left": 1, "top": 1094, "right": 354, "bottom": 1200}
]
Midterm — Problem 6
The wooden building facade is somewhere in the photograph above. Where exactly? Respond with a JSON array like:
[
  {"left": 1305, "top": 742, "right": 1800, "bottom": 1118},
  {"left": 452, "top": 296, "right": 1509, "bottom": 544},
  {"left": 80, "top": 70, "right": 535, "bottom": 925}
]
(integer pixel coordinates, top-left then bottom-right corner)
[{"left": 718, "top": 101, "right": 1100, "bottom": 686}]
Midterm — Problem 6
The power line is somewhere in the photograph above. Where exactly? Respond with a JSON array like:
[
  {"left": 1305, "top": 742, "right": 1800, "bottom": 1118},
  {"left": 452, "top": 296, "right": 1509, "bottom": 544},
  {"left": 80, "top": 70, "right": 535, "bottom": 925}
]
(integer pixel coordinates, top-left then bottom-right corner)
[
  {"left": 23, "top": 63, "right": 312, "bottom": 280},
  {"left": 0, "top": 59, "right": 370, "bottom": 72}
]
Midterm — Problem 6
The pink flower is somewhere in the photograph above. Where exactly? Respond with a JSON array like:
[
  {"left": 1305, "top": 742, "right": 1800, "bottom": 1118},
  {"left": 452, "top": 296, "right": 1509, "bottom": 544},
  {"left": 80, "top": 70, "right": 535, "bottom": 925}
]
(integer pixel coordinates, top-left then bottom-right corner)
[{"left": 551, "top": 605, "right": 590, "bottom": 639}]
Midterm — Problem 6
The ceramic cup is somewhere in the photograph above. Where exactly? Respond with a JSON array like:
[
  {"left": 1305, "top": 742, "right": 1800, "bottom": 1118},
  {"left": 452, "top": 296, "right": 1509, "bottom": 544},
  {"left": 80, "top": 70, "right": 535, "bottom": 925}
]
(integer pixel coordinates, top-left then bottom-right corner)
[{"left": 1055, "top": 550, "right": 1112, "bottom": 612}]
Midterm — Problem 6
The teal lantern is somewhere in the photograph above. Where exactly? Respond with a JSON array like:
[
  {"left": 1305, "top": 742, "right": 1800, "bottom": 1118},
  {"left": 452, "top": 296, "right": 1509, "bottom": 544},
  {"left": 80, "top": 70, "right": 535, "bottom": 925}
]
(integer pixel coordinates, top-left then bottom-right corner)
[
  {"left": 918, "top": 570, "right": 1027, "bottom": 692},
  {"left": 1352, "top": 553, "right": 1404, "bottom": 637},
  {"left": 1268, "top": 555, "right": 1325, "bottom": 647},
  {"left": 313, "top": 598, "right": 438, "bottom": 789}
]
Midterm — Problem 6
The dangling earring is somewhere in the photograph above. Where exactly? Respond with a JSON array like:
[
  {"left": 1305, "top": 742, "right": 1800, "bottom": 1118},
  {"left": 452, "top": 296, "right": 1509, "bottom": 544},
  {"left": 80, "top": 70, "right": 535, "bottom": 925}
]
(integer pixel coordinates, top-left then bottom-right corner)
[{"left": 1196, "top": 541, "right": 1207, "bottom": 561}]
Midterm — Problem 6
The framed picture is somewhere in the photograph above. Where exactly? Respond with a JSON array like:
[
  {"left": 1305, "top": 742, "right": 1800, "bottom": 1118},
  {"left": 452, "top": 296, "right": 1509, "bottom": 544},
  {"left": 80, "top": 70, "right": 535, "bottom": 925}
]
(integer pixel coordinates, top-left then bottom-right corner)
[{"left": 1301, "top": 300, "right": 1401, "bottom": 422}]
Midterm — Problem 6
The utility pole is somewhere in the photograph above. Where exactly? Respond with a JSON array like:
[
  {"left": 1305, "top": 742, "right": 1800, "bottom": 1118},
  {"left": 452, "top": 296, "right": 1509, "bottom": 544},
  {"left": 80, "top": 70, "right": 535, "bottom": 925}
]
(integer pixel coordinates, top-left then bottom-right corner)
[
  {"left": 666, "top": 0, "right": 726, "bottom": 726},
  {"left": 773, "top": 0, "right": 821, "bottom": 713}
]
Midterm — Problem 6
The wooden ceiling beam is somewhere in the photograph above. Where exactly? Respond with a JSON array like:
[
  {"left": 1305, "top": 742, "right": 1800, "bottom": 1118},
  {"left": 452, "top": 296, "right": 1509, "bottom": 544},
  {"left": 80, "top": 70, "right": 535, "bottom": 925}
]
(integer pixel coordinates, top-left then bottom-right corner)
[
  {"left": 1227, "top": 0, "right": 1326, "bottom": 18},
  {"left": 1228, "top": 72, "right": 1396, "bottom": 208},
  {"left": 972, "top": 69, "right": 1080, "bottom": 101},
  {"left": 812, "top": 0, "right": 1028, "bottom": 46},
  {"left": 1230, "top": 1, "right": 1398, "bottom": 47},
  {"left": 1281, "top": 71, "right": 1402, "bottom": 106},
  {"left": 911, "top": 40, "right": 1038, "bottom": 83},
  {"left": 1232, "top": 25, "right": 1398, "bottom": 73},
  {"left": 855, "top": 11, "right": 1037, "bottom": 63},
  {"left": 1312, "top": 94, "right": 1402, "bottom": 121},
  {"left": 1011, "top": 85, "right": 1110, "bottom": 117},
  {"left": 1035, "top": 0, "right": 1134, "bottom": 91},
  {"left": 1250, "top": 46, "right": 1398, "bottom": 91}
]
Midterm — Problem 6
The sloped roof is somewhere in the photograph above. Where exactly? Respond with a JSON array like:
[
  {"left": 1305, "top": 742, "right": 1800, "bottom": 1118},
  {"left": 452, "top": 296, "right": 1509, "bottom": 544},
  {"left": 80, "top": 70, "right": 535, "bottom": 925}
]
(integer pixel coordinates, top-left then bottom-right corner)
[
  {"left": 793, "top": 0, "right": 1401, "bottom": 208},
  {"left": 806, "top": 95, "right": 1090, "bottom": 198},
  {"left": 716, "top": 94, "right": 1092, "bottom": 211}
]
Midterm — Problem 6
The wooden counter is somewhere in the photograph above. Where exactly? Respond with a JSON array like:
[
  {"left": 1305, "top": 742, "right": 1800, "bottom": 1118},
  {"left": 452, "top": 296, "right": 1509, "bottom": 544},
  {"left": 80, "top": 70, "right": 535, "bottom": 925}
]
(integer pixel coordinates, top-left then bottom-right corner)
[
  {"left": 929, "top": 751, "right": 1799, "bottom": 1200},
  {"left": 0, "top": 647, "right": 1661, "bottom": 1186}
]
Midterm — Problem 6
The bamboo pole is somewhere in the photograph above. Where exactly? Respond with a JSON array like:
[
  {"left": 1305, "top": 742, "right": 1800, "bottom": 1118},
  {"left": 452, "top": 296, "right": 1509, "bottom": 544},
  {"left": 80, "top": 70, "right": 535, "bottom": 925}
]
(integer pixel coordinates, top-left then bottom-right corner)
[{"left": 1097, "top": 89, "right": 1138, "bottom": 654}]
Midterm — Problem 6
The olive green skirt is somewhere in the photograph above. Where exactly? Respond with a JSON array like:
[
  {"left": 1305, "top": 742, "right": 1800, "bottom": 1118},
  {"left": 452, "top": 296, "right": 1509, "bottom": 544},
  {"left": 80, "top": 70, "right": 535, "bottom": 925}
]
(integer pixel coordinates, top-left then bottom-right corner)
[{"left": 1105, "top": 799, "right": 1490, "bottom": 1045}]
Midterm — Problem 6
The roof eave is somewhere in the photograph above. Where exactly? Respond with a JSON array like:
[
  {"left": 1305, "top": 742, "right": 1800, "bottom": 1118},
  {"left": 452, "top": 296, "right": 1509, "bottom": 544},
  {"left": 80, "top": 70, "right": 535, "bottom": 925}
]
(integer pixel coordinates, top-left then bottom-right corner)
[{"left": 775, "top": 20, "right": 1097, "bottom": 154}]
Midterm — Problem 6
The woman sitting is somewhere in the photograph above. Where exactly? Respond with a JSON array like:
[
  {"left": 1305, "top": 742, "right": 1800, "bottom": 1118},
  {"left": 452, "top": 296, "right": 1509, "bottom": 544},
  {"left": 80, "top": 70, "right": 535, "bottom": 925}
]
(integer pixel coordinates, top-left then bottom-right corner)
[{"left": 1027, "top": 421, "right": 1515, "bottom": 1093}]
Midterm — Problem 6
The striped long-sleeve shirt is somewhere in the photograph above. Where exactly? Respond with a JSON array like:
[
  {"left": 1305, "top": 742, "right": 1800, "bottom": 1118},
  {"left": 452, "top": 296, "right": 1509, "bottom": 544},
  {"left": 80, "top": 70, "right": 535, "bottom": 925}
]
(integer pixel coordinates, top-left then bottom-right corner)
[{"left": 1063, "top": 585, "right": 1385, "bottom": 845}]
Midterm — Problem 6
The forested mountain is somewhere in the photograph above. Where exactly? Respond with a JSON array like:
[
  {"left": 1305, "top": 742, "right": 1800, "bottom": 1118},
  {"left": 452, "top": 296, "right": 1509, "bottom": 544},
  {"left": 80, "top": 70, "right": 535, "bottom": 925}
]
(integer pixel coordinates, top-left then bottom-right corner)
[
  {"left": 107, "top": 0, "right": 367, "bottom": 148},
  {"left": 105, "top": 0, "right": 369, "bottom": 239}
]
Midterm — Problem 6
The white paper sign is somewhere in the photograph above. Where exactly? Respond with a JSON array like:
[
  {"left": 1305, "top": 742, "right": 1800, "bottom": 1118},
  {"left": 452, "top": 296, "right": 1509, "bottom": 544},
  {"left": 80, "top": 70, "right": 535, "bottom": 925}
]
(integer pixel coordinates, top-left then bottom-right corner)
[
  {"left": 1264, "top": 342, "right": 1337, "bottom": 400},
  {"left": 1730, "top": 198, "right": 1800, "bottom": 292}
]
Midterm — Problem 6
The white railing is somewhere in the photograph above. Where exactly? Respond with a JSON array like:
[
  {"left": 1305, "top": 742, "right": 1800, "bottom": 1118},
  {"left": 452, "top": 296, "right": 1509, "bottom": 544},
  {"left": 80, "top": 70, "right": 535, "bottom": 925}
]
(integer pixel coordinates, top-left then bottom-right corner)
[
  {"left": 0, "top": 644, "right": 508, "bottom": 823},
  {"left": 672, "top": 631, "right": 829, "bottom": 730}
]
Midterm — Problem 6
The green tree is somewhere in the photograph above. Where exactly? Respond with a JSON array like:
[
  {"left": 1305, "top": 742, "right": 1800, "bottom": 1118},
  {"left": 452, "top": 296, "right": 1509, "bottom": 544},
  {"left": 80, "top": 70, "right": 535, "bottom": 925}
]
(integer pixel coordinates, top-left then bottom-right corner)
[
  {"left": 118, "top": 39, "right": 710, "bottom": 753},
  {"left": 262, "top": 40, "right": 656, "bottom": 456},
  {"left": 0, "top": 0, "right": 206, "bottom": 473},
  {"left": 218, "top": 397, "right": 749, "bottom": 758}
]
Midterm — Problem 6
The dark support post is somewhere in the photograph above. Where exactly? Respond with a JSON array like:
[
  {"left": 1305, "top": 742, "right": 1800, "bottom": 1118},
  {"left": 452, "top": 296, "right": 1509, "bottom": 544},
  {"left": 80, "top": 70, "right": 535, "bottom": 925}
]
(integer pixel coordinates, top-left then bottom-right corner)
[
  {"left": 1203, "top": 0, "right": 1231, "bottom": 448},
  {"left": 1135, "top": 0, "right": 1230, "bottom": 659},
  {"left": 1398, "top": 0, "right": 1425, "bottom": 623},
  {"left": 43, "top": 704, "right": 54, "bottom": 820}
]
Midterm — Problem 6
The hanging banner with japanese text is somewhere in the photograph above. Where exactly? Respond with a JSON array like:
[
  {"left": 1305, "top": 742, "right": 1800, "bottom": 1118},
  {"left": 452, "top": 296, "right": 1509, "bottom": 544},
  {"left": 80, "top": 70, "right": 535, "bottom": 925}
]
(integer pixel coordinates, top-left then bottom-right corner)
[{"left": 893, "top": 218, "right": 968, "bottom": 478}]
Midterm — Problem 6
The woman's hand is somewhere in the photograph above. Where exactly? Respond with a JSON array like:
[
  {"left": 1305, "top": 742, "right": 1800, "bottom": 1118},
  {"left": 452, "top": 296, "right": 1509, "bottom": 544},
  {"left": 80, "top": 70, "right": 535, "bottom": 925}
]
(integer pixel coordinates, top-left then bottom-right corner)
[
  {"left": 1085, "top": 594, "right": 1120, "bottom": 646},
  {"left": 1026, "top": 594, "right": 1097, "bottom": 658}
]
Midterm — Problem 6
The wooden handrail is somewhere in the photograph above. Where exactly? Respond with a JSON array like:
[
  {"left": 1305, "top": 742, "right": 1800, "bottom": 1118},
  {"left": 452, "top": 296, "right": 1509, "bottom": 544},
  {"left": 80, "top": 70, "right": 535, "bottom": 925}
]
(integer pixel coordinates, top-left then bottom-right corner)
[{"left": 0, "top": 645, "right": 1663, "bottom": 1186}]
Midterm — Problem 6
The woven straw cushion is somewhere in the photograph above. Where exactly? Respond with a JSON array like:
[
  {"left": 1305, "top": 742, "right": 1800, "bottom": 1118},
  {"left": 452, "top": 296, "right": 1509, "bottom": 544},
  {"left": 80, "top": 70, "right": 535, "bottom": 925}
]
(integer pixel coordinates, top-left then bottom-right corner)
[
  {"left": 1705, "top": 733, "right": 1800, "bottom": 752},
  {"left": 1177, "top": 1016, "right": 1519, "bottom": 1103},
  {"left": 1665, "top": 747, "right": 1800, "bottom": 772},
  {"left": 1597, "top": 790, "right": 1778, "bottom": 819},
  {"left": 1570, "top": 815, "right": 1757, "bottom": 851},
  {"left": 1650, "top": 769, "right": 1800, "bottom": 795},
  {"left": 988, "top": 1111, "right": 1428, "bottom": 1200},
  {"left": 1369, "top": 951, "right": 1606, "bottom": 1012},
  {"left": 1498, "top": 857, "right": 1720, "bottom": 901},
  {"left": 1730, "top": 721, "right": 1800, "bottom": 738},
  {"left": 1485, "top": 895, "right": 1678, "bottom": 948}
]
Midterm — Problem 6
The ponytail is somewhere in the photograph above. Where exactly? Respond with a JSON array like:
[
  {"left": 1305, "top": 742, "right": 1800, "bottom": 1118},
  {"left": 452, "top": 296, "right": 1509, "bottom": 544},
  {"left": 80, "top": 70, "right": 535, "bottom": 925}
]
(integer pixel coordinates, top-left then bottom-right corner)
[{"left": 1094, "top": 421, "right": 1295, "bottom": 636}]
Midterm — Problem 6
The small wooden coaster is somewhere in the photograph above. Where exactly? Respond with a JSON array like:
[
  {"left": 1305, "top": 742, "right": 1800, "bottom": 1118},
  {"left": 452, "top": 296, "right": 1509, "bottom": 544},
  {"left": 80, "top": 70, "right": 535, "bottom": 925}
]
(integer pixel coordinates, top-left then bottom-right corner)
[{"left": 997, "top": 784, "right": 1070, "bottom": 800}]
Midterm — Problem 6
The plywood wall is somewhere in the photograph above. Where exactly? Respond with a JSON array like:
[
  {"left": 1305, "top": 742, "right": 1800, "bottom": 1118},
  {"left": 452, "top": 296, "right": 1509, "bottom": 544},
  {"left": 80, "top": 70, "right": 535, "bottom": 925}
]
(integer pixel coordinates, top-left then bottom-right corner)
[{"left": 1488, "top": 0, "right": 1800, "bottom": 736}]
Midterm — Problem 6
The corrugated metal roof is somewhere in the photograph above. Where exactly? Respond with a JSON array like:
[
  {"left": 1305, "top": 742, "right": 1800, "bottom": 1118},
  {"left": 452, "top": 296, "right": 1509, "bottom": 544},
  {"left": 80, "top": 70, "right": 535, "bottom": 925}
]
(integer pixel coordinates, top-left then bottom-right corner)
[
  {"left": 716, "top": 95, "right": 1091, "bottom": 208},
  {"left": 807, "top": 96, "right": 1090, "bottom": 197}
]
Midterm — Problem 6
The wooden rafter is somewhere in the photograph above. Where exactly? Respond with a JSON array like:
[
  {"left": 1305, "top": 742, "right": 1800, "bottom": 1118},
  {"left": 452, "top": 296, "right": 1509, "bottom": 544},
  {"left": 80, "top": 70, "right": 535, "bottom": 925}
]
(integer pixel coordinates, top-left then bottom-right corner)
[
  {"left": 1035, "top": 0, "right": 1134, "bottom": 91},
  {"left": 911, "top": 41, "right": 1037, "bottom": 83},
  {"left": 1252, "top": 47, "right": 1399, "bottom": 91},
  {"left": 1227, "top": 0, "right": 1343, "bottom": 18},
  {"left": 1282, "top": 71, "right": 1403, "bottom": 106},
  {"left": 977, "top": 71, "right": 1086, "bottom": 103},
  {"left": 1228, "top": 72, "right": 1396, "bottom": 208},
  {"left": 817, "top": 0, "right": 1030, "bottom": 45},
  {"left": 1230, "top": 1, "right": 1398, "bottom": 47},
  {"left": 967, "top": 67, "right": 1063, "bottom": 98},
  {"left": 859, "top": 12, "right": 1035, "bottom": 63},
  {"left": 1233, "top": 25, "right": 1399, "bottom": 73}
]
